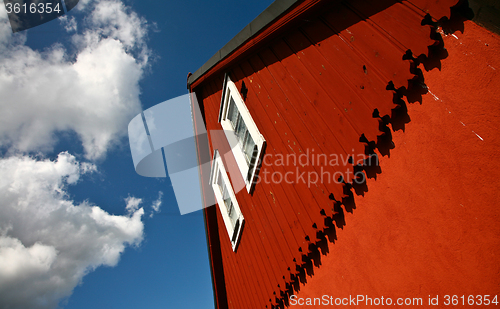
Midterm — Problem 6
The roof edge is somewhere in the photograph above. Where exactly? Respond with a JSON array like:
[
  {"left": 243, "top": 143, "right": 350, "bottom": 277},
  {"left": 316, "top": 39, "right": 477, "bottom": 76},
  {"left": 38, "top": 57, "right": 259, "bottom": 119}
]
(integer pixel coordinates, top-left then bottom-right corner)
[{"left": 187, "top": 0, "right": 301, "bottom": 86}]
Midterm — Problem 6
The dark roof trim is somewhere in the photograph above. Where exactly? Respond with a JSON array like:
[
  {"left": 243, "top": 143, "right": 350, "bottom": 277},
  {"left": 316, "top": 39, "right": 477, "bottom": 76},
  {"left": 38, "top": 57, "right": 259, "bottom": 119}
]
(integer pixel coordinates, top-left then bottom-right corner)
[{"left": 187, "top": 0, "right": 301, "bottom": 86}]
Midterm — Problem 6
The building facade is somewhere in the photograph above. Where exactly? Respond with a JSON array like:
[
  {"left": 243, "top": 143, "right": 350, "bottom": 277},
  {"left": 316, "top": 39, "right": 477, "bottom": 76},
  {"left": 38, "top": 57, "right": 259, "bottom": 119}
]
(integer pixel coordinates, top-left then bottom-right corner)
[{"left": 188, "top": 0, "right": 500, "bottom": 308}]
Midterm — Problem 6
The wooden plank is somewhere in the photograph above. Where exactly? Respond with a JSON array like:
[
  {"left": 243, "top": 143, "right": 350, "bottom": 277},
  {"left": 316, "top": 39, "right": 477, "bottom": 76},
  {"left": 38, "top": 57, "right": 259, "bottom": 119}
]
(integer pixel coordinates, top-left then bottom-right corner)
[
  {"left": 321, "top": 4, "right": 413, "bottom": 92},
  {"left": 261, "top": 45, "right": 364, "bottom": 197},
  {"left": 240, "top": 184, "right": 291, "bottom": 307},
  {"left": 231, "top": 66, "right": 298, "bottom": 285},
  {"left": 406, "top": 0, "right": 460, "bottom": 21},
  {"left": 226, "top": 65, "right": 313, "bottom": 260},
  {"left": 297, "top": 20, "right": 393, "bottom": 138},
  {"left": 282, "top": 29, "right": 380, "bottom": 144},
  {"left": 248, "top": 52, "right": 346, "bottom": 216},
  {"left": 232, "top": 65, "right": 320, "bottom": 239},
  {"left": 236, "top": 62, "right": 333, "bottom": 243},
  {"left": 216, "top": 213, "right": 250, "bottom": 309},
  {"left": 347, "top": 0, "right": 434, "bottom": 57}
]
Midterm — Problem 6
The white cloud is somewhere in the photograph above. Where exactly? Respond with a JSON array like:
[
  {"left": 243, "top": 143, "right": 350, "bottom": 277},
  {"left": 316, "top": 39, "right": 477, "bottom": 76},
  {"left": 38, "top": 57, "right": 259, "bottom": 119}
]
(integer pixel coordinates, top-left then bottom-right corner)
[
  {"left": 0, "top": 1, "right": 153, "bottom": 308},
  {"left": 126, "top": 191, "right": 162, "bottom": 218},
  {"left": 89, "top": 0, "right": 148, "bottom": 50},
  {"left": 150, "top": 191, "right": 163, "bottom": 217},
  {"left": 0, "top": 152, "right": 144, "bottom": 309},
  {"left": 0, "top": 0, "right": 150, "bottom": 160},
  {"left": 125, "top": 196, "right": 142, "bottom": 214},
  {"left": 59, "top": 15, "right": 78, "bottom": 32}
]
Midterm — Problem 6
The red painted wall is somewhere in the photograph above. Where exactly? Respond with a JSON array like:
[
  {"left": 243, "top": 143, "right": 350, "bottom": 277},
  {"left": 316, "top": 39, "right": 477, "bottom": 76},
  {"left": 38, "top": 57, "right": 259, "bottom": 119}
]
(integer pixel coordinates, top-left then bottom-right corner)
[
  {"left": 290, "top": 20, "right": 500, "bottom": 307},
  {"left": 192, "top": 0, "right": 499, "bottom": 308}
]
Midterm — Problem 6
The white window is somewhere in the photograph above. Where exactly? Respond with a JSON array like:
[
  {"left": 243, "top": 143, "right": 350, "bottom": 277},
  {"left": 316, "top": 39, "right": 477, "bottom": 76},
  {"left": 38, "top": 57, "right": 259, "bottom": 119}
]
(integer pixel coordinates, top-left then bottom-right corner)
[
  {"left": 210, "top": 150, "right": 244, "bottom": 251},
  {"left": 218, "top": 75, "right": 265, "bottom": 192}
]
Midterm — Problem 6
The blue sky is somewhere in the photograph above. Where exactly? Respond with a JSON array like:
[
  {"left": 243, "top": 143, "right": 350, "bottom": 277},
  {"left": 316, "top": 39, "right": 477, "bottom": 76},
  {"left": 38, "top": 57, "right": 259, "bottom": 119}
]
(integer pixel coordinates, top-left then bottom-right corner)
[{"left": 0, "top": 0, "right": 272, "bottom": 308}]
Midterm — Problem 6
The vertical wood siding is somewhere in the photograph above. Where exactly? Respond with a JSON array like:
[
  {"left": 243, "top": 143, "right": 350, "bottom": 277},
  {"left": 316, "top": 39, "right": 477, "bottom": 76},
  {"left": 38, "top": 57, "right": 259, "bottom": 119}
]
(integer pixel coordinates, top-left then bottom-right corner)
[{"left": 194, "top": 0, "right": 461, "bottom": 307}]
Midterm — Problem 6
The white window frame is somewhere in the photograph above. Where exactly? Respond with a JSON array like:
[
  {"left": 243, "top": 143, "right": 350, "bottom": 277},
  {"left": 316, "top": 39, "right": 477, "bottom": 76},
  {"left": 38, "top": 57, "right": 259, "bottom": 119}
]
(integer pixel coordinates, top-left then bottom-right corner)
[
  {"left": 218, "top": 74, "right": 265, "bottom": 193},
  {"left": 210, "top": 150, "right": 244, "bottom": 251}
]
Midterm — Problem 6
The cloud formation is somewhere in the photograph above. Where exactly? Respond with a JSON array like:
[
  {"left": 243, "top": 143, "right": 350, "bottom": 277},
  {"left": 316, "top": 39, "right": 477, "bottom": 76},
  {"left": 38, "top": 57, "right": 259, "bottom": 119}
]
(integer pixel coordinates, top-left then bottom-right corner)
[
  {"left": 125, "top": 196, "right": 143, "bottom": 214},
  {"left": 150, "top": 191, "right": 163, "bottom": 217},
  {"left": 0, "top": 0, "right": 149, "bottom": 160},
  {"left": 0, "top": 152, "right": 144, "bottom": 309},
  {"left": 0, "top": 1, "right": 155, "bottom": 308}
]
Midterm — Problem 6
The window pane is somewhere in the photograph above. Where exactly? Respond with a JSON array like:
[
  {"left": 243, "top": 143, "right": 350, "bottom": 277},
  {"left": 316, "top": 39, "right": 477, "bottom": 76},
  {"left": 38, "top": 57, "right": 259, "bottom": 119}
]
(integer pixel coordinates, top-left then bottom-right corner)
[
  {"left": 226, "top": 93, "right": 257, "bottom": 167},
  {"left": 234, "top": 113, "right": 246, "bottom": 141},
  {"left": 227, "top": 97, "right": 238, "bottom": 127},
  {"left": 217, "top": 170, "right": 238, "bottom": 230},
  {"left": 217, "top": 171, "right": 223, "bottom": 189},
  {"left": 223, "top": 191, "right": 232, "bottom": 216},
  {"left": 243, "top": 133, "right": 256, "bottom": 163},
  {"left": 228, "top": 205, "right": 238, "bottom": 228}
]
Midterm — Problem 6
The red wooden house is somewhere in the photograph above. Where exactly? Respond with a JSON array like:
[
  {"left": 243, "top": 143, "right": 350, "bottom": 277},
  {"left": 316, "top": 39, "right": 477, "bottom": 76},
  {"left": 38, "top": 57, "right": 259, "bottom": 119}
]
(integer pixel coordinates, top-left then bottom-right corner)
[{"left": 188, "top": 0, "right": 500, "bottom": 308}]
